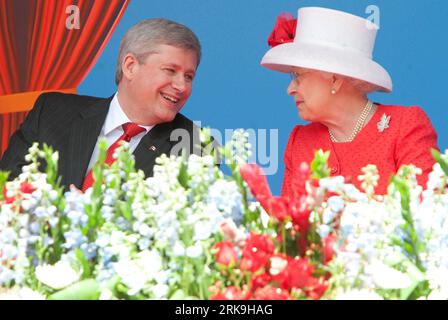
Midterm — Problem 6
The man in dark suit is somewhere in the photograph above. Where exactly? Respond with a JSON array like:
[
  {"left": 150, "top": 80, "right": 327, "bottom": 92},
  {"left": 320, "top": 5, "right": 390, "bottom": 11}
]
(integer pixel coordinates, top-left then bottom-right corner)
[{"left": 0, "top": 18, "right": 204, "bottom": 190}]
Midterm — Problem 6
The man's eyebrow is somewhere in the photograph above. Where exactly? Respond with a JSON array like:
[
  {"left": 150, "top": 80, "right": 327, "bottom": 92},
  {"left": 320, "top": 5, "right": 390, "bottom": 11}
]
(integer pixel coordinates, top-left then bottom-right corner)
[{"left": 162, "top": 63, "right": 196, "bottom": 74}]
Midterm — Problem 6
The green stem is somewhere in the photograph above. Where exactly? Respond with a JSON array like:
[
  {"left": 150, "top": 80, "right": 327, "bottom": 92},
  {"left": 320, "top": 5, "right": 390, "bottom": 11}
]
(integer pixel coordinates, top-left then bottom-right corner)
[{"left": 281, "top": 222, "right": 286, "bottom": 254}]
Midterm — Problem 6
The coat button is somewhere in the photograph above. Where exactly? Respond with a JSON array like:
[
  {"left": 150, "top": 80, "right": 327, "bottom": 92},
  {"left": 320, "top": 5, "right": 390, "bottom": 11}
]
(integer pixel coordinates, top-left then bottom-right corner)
[
  {"left": 149, "top": 145, "right": 157, "bottom": 151},
  {"left": 330, "top": 166, "right": 338, "bottom": 174}
]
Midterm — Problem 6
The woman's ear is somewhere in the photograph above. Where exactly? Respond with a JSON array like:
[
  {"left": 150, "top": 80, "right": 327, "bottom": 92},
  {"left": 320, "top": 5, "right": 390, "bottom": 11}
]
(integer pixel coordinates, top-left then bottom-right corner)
[
  {"left": 121, "top": 53, "right": 139, "bottom": 81},
  {"left": 331, "top": 74, "right": 345, "bottom": 92}
]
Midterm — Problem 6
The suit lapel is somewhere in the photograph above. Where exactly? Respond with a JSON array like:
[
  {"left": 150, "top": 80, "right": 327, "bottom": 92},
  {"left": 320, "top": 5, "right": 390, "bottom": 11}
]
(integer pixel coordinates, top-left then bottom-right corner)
[
  {"left": 65, "top": 97, "right": 111, "bottom": 188},
  {"left": 133, "top": 121, "right": 175, "bottom": 177}
]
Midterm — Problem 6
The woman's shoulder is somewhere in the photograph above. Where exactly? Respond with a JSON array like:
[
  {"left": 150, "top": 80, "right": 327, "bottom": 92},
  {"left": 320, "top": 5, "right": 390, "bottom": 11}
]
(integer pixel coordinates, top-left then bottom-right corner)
[
  {"left": 376, "top": 103, "right": 435, "bottom": 137},
  {"left": 289, "top": 122, "right": 325, "bottom": 136},
  {"left": 376, "top": 103, "right": 429, "bottom": 118}
]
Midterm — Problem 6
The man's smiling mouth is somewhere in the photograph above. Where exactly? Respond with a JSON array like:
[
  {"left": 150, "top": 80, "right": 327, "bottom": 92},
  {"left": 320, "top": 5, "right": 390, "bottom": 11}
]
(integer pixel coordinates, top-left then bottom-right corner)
[{"left": 161, "top": 93, "right": 180, "bottom": 104}]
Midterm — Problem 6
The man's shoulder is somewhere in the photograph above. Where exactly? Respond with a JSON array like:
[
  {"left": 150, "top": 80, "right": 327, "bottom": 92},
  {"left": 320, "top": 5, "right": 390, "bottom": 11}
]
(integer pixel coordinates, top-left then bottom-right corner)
[
  {"left": 36, "top": 92, "right": 111, "bottom": 112},
  {"left": 172, "top": 113, "right": 200, "bottom": 131}
]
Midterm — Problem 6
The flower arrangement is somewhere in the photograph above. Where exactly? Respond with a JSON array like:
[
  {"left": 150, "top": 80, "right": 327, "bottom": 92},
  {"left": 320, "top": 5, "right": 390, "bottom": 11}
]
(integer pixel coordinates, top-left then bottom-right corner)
[
  {"left": 209, "top": 149, "right": 448, "bottom": 300},
  {"left": 0, "top": 128, "right": 447, "bottom": 300}
]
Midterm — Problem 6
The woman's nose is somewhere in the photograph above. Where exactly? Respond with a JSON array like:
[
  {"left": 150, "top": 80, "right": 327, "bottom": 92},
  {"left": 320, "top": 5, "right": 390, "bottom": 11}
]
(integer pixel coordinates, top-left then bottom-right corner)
[{"left": 287, "top": 79, "right": 298, "bottom": 96}]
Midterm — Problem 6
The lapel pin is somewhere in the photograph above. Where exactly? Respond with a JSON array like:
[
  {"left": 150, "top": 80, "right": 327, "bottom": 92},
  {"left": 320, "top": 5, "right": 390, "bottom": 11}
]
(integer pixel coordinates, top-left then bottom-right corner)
[
  {"left": 149, "top": 145, "right": 157, "bottom": 151},
  {"left": 377, "top": 113, "right": 391, "bottom": 133}
]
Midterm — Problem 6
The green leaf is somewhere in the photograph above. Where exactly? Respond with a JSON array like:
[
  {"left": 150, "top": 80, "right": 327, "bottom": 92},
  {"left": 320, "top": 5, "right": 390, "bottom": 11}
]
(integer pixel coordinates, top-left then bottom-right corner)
[
  {"left": 48, "top": 279, "right": 101, "bottom": 300},
  {"left": 390, "top": 172, "right": 425, "bottom": 273},
  {"left": 177, "top": 160, "right": 190, "bottom": 189},
  {"left": 399, "top": 259, "right": 427, "bottom": 300},
  {"left": 169, "top": 289, "right": 199, "bottom": 300},
  {"left": 170, "top": 289, "right": 186, "bottom": 300},
  {"left": 310, "top": 149, "right": 330, "bottom": 179},
  {"left": 431, "top": 148, "right": 448, "bottom": 176},
  {"left": 0, "top": 171, "right": 10, "bottom": 201},
  {"left": 74, "top": 249, "right": 91, "bottom": 279}
]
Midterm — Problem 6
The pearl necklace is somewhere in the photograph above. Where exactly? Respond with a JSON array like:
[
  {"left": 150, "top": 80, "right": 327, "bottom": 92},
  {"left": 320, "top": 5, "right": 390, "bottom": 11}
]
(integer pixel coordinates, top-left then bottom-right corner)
[{"left": 329, "top": 100, "right": 374, "bottom": 143}]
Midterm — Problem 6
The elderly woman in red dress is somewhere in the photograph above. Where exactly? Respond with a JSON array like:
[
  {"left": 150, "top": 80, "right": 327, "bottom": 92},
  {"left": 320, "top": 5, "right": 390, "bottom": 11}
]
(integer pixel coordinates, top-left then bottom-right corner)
[{"left": 261, "top": 7, "right": 438, "bottom": 195}]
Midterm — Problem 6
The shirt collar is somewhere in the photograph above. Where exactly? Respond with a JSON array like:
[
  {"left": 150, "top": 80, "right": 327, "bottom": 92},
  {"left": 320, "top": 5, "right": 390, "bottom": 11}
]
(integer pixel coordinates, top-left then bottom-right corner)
[{"left": 104, "top": 93, "right": 153, "bottom": 135}]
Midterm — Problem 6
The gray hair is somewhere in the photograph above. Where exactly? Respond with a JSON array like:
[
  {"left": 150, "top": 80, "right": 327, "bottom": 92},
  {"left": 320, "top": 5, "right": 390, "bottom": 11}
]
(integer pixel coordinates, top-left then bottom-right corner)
[
  {"left": 115, "top": 18, "right": 201, "bottom": 85},
  {"left": 316, "top": 70, "right": 378, "bottom": 95},
  {"left": 344, "top": 77, "right": 380, "bottom": 94}
]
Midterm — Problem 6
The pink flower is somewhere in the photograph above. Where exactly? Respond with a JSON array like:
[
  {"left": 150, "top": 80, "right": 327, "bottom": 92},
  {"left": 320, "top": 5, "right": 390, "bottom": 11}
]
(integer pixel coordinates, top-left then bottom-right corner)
[
  {"left": 210, "top": 286, "right": 251, "bottom": 300},
  {"left": 213, "top": 241, "right": 238, "bottom": 267},
  {"left": 219, "top": 219, "right": 245, "bottom": 245}
]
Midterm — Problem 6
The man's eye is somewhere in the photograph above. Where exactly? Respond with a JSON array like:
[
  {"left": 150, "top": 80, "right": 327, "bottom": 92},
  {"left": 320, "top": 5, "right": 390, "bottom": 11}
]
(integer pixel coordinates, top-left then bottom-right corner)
[
  {"left": 185, "top": 74, "right": 194, "bottom": 82},
  {"left": 163, "top": 68, "right": 175, "bottom": 74}
]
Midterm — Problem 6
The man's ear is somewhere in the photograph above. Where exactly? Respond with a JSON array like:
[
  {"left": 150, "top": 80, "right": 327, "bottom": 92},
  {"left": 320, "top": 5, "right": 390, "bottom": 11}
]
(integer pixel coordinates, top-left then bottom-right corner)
[{"left": 121, "top": 53, "right": 140, "bottom": 81}]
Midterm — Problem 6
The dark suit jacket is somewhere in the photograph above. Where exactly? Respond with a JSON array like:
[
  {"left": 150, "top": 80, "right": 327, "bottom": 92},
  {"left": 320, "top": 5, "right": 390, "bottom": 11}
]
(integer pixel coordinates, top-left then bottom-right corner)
[{"left": 0, "top": 92, "right": 203, "bottom": 190}]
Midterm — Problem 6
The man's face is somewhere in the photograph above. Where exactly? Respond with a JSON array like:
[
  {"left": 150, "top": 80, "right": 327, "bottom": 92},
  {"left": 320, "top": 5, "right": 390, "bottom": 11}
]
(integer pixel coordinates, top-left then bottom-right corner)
[{"left": 123, "top": 44, "right": 198, "bottom": 125}]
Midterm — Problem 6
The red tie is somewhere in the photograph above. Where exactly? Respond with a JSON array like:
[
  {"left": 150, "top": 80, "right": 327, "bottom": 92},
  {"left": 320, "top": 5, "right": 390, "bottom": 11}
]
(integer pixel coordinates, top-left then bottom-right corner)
[{"left": 82, "top": 122, "right": 145, "bottom": 192}]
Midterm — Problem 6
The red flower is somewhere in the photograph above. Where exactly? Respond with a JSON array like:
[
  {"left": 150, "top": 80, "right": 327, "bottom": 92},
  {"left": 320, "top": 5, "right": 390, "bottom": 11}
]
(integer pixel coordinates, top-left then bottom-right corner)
[
  {"left": 288, "top": 196, "right": 311, "bottom": 255},
  {"left": 281, "top": 257, "right": 316, "bottom": 290},
  {"left": 265, "top": 196, "right": 289, "bottom": 221},
  {"left": 210, "top": 286, "right": 251, "bottom": 300},
  {"left": 268, "top": 253, "right": 289, "bottom": 284},
  {"left": 2, "top": 186, "right": 15, "bottom": 204},
  {"left": 267, "top": 13, "right": 297, "bottom": 47},
  {"left": 290, "top": 162, "right": 310, "bottom": 198},
  {"left": 250, "top": 273, "right": 271, "bottom": 290},
  {"left": 213, "top": 241, "right": 238, "bottom": 266},
  {"left": 322, "top": 234, "right": 337, "bottom": 264},
  {"left": 253, "top": 286, "right": 292, "bottom": 300},
  {"left": 240, "top": 233, "right": 275, "bottom": 273},
  {"left": 306, "top": 279, "right": 329, "bottom": 300},
  {"left": 20, "top": 182, "right": 36, "bottom": 194},
  {"left": 240, "top": 164, "right": 272, "bottom": 208}
]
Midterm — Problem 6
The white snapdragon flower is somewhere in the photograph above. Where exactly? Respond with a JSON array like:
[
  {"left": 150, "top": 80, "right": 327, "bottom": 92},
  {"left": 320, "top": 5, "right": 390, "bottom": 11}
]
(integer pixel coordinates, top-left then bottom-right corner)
[
  {"left": 193, "top": 220, "right": 212, "bottom": 241},
  {"left": 186, "top": 242, "right": 203, "bottom": 259},
  {"left": 0, "top": 287, "right": 45, "bottom": 300},
  {"left": 114, "top": 250, "right": 162, "bottom": 296},
  {"left": 35, "top": 261, "right": 80, "bottom": 290},
  {"left": 334, "top": 289, "right": 383, "bottom": 300},
  {"left": 368, "top": 261, "right": 413, "bottom": 289}
]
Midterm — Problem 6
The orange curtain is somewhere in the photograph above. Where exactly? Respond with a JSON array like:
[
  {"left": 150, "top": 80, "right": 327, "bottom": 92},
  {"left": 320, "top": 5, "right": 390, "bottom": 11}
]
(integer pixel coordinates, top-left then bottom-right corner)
[{"left": 0, "top": 0, "right": 129, "bottom": 156}]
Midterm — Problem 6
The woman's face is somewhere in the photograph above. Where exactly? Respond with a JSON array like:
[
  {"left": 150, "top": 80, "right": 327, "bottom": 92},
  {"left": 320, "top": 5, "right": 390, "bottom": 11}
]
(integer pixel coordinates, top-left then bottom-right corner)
[{"left": 287, "top": 67, "right": 334, "bottom": 122}]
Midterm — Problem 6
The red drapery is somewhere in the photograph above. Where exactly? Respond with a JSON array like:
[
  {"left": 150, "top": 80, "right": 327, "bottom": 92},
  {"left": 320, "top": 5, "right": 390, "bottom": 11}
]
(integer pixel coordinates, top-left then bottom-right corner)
[{"left": 0, "top": 0, "right": 129, "bottom": 156}]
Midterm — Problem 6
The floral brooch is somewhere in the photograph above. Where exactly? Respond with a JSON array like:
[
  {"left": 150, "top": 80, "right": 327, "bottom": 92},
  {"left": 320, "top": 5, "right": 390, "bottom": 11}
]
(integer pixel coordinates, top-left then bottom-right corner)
[{"left": 377, "top": 113, "right": 391, "bottom": 133}]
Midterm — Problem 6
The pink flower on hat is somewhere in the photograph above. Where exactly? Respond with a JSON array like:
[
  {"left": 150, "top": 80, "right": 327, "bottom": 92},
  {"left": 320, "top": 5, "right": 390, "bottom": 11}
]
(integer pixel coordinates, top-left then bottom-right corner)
[{"left": 267, "top": 12, "right": 297, "bottom": 47}]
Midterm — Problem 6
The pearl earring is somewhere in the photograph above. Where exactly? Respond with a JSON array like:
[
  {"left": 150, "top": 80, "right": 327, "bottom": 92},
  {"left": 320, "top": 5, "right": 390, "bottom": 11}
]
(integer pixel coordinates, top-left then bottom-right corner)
[{"left": 331, "top": 88, "right": 336, "bottom": 95}]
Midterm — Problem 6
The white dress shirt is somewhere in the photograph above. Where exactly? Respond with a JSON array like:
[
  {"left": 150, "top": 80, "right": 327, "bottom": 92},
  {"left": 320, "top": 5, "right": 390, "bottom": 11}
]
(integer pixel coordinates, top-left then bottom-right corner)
[{"left": 85, "top": 93, "right": 154, "bottom": 175}]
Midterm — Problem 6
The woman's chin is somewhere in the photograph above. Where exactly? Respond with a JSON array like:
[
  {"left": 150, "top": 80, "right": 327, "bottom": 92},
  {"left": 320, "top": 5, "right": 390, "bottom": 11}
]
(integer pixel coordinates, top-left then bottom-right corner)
[{"left": 297, "top": 110, "right": 309, "bottom": 121}]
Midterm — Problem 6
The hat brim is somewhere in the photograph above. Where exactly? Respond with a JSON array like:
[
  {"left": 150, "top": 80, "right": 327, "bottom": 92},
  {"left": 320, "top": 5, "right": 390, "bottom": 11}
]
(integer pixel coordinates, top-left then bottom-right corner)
[{"left": 261, "top": 42, "right": 393, "bottom": 93}]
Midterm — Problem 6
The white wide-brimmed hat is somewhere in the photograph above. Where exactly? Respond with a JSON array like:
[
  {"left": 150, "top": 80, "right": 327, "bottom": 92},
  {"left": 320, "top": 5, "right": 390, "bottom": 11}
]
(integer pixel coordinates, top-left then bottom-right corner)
[{"left": 261, "top": 7, "right": 393, "bottom": 92}]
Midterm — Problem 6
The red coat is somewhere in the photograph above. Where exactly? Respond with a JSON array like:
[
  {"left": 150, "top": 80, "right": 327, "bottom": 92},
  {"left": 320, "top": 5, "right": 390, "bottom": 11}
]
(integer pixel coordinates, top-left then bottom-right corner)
[{"left": 282, "top": 104, "right": 439, "bottom": 196}]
